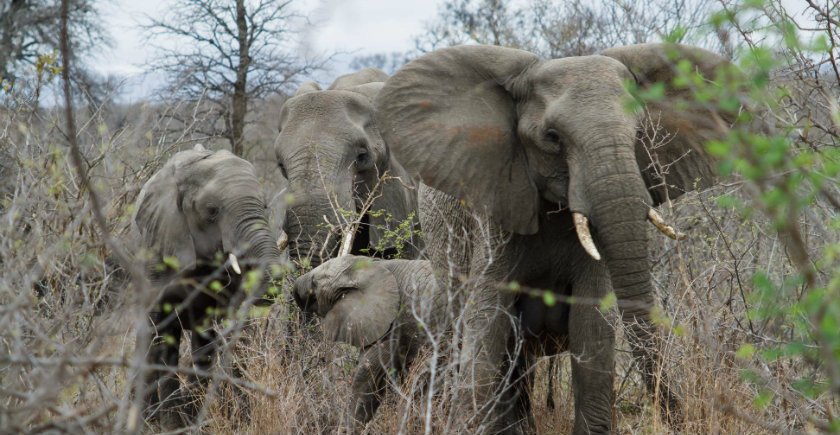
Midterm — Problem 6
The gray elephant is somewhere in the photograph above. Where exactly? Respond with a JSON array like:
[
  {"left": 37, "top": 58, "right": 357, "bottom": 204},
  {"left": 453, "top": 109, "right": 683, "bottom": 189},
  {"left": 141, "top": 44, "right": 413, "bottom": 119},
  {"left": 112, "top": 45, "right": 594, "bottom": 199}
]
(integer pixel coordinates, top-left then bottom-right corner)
[
  {"left": 275, "top": 68, "right": 422, "bottom": 269},
  {"left": 375, "top": 43, "right": 759, "bottom": 433},
  {"left": 133, "top": 145, "right": 283, "bottom": 427},
  {"left": 295, "top": 255, "right": 573, "bottom": 434}
]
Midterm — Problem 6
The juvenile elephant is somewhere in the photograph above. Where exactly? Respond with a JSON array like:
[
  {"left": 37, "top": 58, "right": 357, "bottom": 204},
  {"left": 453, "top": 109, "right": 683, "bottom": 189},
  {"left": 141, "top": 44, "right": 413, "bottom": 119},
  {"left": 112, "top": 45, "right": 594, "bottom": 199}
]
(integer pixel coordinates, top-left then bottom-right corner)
[
  {"left": 376, "top": 43, "right": 762, "bottom": 433},
  {"left": 295, "top": 255, "right": 574, "bottom": 434},
  {"left": 133, "top": 145, "right": 283, "bottom": 427},
  {"left": 275, "top": 68, "right": 421, "bottom": 268}
]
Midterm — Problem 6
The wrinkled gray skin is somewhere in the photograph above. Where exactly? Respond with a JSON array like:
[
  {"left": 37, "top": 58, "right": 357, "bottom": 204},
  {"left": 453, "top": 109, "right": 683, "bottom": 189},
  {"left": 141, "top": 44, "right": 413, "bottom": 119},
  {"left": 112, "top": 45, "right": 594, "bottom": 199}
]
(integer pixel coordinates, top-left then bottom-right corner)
[
  {"left": 133, "top": 145, "right": 282, "bottom": 427},
  {"left": 376, "top": 43, "right": 750, "bottom": 434},
  {"left": 295, "top": 255, "right": 570, "bottom": 434},
  {"left": 275, "top": 68, "right": 421, "bottom": 268}
]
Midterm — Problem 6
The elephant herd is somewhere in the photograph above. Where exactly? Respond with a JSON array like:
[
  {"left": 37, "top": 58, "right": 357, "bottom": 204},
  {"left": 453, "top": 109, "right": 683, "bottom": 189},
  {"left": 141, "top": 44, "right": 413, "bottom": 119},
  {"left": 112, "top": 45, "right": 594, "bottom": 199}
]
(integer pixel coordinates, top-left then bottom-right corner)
[{"left": 131, "top": 42, "right": 761, "bottom": 434}]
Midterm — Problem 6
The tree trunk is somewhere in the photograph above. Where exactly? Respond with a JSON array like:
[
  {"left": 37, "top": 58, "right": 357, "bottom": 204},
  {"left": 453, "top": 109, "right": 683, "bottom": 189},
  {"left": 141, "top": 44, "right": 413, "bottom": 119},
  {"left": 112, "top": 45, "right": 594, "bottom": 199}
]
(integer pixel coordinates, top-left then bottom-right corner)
[{"left": 231, "top": 0, "right": 250, "bottom": 156}]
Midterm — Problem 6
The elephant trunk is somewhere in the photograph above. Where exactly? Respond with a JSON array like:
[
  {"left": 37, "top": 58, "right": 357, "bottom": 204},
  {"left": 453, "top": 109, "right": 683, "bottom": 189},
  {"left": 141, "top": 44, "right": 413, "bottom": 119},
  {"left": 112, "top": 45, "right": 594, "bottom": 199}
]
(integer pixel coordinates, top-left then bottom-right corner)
[
  {"left": 284, "top": 190, "right": 356, "bottom": 268},
  {"left": 571, "top": 130, "right": 677, "bottom": 409},
  {"left": 225, "top": 196, "right": 283, "bottom": 301}
]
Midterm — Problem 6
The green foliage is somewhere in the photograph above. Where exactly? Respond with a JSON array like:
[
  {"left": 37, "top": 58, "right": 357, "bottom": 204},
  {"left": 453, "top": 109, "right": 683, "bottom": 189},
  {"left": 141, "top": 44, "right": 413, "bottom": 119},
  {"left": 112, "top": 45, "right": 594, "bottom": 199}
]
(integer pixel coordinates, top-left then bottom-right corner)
[
  {"left": 361, "top": 209, "right": 420, "bottom": 259},
  {"left": 629, "top": 0, "right": 840, "bottom": 427}
]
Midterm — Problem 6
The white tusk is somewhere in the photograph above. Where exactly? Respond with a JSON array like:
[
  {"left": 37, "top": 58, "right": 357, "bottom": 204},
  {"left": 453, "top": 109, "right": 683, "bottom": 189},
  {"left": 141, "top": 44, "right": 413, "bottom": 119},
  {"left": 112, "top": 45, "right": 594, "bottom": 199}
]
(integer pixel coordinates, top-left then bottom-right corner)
[
  {"left": 277, "top": 231, "right": 288, "bottom": 251},
  {"left": 228, "top": 253, "right": 242, "bottom": 275},
  {"left": 572, "top": 212, "right": 601, "bottom": 261},
  {"left": 338, "top": 228, "right": 355, "bottom": 257},
  {"left": 647, "top": 209, "right": 687, "bottom": 240}
]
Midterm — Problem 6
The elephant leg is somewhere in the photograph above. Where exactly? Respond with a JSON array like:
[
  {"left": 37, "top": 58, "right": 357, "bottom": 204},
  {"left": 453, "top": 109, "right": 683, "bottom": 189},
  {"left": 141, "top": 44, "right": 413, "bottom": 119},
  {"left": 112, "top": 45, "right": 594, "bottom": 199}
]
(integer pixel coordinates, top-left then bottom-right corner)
[
  {"left": 143, "top": 310, "right": 184, "bottom": 425},
  {"left": 189, "top": 327, "right": 217, "bottom": 388},
  {"left": 455, "top": 278, "right": 521, "bottom": 433},
  {"left": 344, "top": 341, "right": 395, "bottom": 435},
  {"left": 569, "top": 265, "right": 614, "bottom": 435}
]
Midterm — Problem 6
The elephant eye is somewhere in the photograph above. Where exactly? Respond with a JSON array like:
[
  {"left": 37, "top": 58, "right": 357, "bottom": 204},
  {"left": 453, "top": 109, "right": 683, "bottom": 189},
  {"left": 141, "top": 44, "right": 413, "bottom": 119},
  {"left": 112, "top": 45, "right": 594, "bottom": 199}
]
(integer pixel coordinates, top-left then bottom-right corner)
[
  {"left": 333, "top": 286, "right": 355, "bottom": 305},
  {"left": 353, "top": 140, "right": 373, "bottom": 170},
  {"left": 277, "top": 161, "right": 288, "bottom": 178},
  {"left": 206, "top": 205, "right": 221, "bottom": 222},
  {"left": 544, "top": 128, "right": 561, "bottom": 145}
]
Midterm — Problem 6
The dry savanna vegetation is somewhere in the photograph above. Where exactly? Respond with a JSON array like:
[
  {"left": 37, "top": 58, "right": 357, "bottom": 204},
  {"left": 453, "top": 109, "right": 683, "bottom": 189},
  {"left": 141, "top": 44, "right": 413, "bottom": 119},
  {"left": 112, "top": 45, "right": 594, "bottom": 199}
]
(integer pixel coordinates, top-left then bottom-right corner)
[{"left": 1, "top": 0, "right": 840, "bottom": 434}]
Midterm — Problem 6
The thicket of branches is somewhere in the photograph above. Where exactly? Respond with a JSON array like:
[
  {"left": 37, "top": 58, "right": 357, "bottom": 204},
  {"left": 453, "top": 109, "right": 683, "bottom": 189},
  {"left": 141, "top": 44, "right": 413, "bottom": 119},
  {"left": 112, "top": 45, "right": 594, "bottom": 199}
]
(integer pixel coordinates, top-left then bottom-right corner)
[
  {"left": 0, "top": 0, "right": 120, "bottom": 112},
  {"left": 143, "top": 0, "right": 328, "bottom": 156}
]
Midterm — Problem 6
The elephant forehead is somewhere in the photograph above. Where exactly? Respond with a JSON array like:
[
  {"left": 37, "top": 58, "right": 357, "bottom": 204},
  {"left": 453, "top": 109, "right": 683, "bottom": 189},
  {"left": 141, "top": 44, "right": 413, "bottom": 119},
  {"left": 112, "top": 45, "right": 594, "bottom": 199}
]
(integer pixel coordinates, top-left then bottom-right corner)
[
  {"left": 319, "top": 255, "right": 374, "bottom": 279},
  {"left": 183, "top": 153, "right": 257, "bottom": 184},
  {"left": 283, "top": 90, "right": 372, "bottom": 119},
  {"left": 531, "top": 56, "right": 631, "bottom": 87}
]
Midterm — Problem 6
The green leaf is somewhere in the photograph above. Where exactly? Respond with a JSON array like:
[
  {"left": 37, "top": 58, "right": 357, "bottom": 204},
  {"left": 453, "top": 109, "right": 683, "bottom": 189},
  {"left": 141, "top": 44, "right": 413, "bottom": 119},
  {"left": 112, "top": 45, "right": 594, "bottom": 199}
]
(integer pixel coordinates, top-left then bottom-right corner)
[
  {"left": 599, "top": 292, "right": 617, "bottom": 311},
  {"left": 542, "top": 291, "right": 556, "bottom": 307},
  {"left": 162, "top": 256, "right": 181, "bottom": 271},
  {"left": 736, "top": 343, "right": 756, "bottom": 359}
]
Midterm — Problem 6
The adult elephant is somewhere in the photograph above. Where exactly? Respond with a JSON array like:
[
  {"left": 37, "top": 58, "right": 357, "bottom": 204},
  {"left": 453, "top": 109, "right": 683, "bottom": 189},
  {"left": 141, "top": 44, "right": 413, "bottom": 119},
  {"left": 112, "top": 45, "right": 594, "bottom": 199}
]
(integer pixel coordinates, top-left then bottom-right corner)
[
  {"left": 275, "top": 68, "right": 421, "bottom": 269},
  {"left": 133, "top": 145, "right": 283, "bottom": 427},
  {"left": 376, "top": 43, "right": 751, "bottom": 433}
]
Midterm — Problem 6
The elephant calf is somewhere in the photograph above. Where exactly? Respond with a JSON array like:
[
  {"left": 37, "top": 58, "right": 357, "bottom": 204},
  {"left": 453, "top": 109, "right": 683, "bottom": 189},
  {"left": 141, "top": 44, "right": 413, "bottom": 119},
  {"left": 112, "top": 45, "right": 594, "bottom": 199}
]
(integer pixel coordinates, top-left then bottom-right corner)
[{"left": 294, "top": 255, "right": 570, "bottom": 434}]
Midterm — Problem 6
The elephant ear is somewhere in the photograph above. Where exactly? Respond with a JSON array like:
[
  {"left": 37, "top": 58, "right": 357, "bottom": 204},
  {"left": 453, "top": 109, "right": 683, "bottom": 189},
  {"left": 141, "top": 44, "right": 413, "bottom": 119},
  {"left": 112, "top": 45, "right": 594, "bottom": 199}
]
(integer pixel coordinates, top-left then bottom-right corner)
[
  {"left": 321, "top": 260, "right": 401, "bottom": 348},
  {"left": 133, "top": 150, "right": 209, "bottom": 275},
  {"left": 376, "top": 45, "right": 542, "bottom": 234},
  {"left": 329, "top": 68, "right": 388, "bottom": 90},
  {"left": 601, "top": 43, "right": 735, "bottom": 205}
]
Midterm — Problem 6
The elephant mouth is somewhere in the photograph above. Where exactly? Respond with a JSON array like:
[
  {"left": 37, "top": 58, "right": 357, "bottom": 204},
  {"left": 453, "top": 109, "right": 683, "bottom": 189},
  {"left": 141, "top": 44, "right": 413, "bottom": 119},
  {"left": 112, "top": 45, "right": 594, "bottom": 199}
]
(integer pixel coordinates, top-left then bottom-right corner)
[
  {"left": 286, "top": 211, "right": 394, "bottom": 268},
  {"left": 571, "top": 209, "right": 687, "bottom": 261}
]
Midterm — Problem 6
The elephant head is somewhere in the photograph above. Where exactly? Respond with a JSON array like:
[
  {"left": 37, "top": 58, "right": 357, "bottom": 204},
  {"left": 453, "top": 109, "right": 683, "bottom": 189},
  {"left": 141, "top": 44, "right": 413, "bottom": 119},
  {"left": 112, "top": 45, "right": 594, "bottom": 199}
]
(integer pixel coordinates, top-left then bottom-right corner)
[
  {"left": 294, "top": 255, "right": 400, "bottom": 348},
  {"left": 376, "top": 43, "right": 743, "bottom": 394},
  {"left": 134, "top": 144, "right": 282, "bottom": 296},
  {"left": 275, "top": 69, "right": 419, "bottom": 268}
]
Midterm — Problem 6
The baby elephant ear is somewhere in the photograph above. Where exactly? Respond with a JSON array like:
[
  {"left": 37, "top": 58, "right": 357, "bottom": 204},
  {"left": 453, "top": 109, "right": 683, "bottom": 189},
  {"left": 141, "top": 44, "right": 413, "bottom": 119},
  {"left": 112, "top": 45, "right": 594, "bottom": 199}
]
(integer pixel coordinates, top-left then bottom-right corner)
[
  {"left": 322, "top": 261, "right": 401, "bottom": 348},
  {"left": 376, "top": 45, "right": 542, "bottom": 234},
  {"left": 133, "top": 151, "right": 206, "bottom": 275},
  {"left": 601, "top": 43, "right": 738, "bottom": 205}
]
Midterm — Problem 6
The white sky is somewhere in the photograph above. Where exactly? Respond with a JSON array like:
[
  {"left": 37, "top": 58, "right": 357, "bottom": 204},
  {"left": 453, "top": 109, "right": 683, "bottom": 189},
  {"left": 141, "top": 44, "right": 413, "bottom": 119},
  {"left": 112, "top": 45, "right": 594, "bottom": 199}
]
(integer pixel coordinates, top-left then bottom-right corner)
[{"left": 95, "top": 0, "right": 442, "bottom": 100}]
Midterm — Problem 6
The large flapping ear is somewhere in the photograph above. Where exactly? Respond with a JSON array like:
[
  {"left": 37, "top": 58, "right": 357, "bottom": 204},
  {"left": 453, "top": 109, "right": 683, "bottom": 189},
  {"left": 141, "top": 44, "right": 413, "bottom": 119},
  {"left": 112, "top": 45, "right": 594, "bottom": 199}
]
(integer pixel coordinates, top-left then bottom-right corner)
[
  {"left": 133, "top": 149, "right": 211, "bottom": 274},
  {"left": 294, "top": 81, "right": 321, "bottom": 96},
  {"left": 321, "top": 258, "right": 401, "bottom": 348},
  {"left": 329, "top": 68, "right": 388, "bottom": 90},
  {"left": 376, "top": 45, "right": 542, "bottom": 234},
  {"left": 601, "top": 43, "right": 736, "bottom": 205}
]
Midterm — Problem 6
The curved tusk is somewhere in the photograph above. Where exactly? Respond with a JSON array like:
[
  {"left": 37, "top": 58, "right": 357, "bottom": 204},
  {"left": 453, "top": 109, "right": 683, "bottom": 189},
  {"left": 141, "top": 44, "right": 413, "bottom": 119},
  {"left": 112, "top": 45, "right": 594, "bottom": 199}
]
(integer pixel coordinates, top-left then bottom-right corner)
[
  {"left": 277, "top": 231, "right": 288, "bottom": 251},
  {"left": 338, "top": 228, "right": 355, "bottom": 257},
  {"left": 647, "top": 209, "right": 687, "bottom": 240},
  {"left": 228, "top": 253, "right": 242, "bottom": 275},
  {"left": 572, "top": 212, "right": 601, "bottom": 261}
]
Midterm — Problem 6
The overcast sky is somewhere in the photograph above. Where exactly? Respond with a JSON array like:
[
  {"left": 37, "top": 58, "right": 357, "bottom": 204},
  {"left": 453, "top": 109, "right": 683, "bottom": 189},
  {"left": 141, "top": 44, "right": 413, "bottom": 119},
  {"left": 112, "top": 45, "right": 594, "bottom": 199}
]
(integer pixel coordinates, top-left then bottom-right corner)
[{"left": 97, "top": 0, "right": 442, "bottom": 100}]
